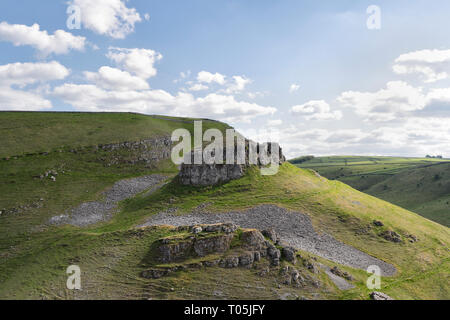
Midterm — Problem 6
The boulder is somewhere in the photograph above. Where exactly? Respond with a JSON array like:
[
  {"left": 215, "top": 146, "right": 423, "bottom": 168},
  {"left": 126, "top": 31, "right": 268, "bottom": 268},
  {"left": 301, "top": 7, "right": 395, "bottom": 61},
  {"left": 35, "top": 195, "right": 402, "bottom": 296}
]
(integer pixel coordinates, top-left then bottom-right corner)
[
  {"left": 261, "top": 228, "right": 279, "bottom": 243},
  {"left": 238, "top": 251, "right": 254, "bottom": 267},
  {"left": 241, "top": 229, "right": 267, "bottom": 250},
  {"left": 380, "top": 230, "right": 402, "bottom": 243},
  {"left": 370, "top": 291, "right": 394, "bottom": 300},
  {"left": 373, "top": 220, "right": 384, "bottom": 227},
  {"left": 282, "top": 247, "right": 297, "bottom": 264},
  {"left": 330, "top": 266, "right": 354, "bottom": 281},
  {"left": 267, "top": 244, "right": 281, "bottom": 266}
]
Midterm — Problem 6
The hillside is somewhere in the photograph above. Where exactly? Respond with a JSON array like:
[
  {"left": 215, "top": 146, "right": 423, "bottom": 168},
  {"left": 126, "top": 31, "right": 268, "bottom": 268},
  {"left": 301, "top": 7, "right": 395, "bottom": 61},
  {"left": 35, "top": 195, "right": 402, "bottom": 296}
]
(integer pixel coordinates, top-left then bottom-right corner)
[
  {"left": 0, "top": 113, "right": 449, "bottom": 300},
  {"left": 292, "top": 156, "right": 450, "bottom": 227}
]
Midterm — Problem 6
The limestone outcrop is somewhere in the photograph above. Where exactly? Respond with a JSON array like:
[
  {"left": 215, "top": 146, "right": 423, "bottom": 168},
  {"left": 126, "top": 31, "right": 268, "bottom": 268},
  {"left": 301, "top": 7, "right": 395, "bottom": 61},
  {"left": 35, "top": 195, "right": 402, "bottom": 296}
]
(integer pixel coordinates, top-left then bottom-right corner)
[
  {"left": 179, "top": 141, "right": 286, "bottom": 186},
  {"left": 141, "top": 223, "right": 303, "bottom": 278}
]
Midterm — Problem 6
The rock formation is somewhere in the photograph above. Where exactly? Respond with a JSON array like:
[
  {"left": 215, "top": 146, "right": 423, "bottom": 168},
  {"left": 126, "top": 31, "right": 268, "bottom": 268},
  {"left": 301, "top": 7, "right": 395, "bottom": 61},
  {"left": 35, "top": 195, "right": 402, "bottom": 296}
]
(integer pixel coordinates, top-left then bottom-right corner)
[{"left": 179, "top": 140, "right": 286, "bottom": 186}]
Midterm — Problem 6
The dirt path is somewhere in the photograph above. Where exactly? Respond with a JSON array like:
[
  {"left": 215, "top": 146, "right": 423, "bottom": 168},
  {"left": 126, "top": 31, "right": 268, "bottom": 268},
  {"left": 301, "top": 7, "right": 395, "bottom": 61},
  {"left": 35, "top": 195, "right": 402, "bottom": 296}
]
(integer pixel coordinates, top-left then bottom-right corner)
[
  {"left": 49, "top": 174, "right": 168, "bottom": 227},
  {"left": 140, "top": 204, "right": 397, "bottom": 276}
]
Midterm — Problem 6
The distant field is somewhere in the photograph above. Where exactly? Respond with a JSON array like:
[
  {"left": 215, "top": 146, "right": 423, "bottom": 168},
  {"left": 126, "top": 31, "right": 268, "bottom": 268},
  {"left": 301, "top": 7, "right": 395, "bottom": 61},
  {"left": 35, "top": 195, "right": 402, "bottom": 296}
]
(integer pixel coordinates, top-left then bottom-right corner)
[{"left": 292, "top": 156, "right": 450, "bottom": 226}]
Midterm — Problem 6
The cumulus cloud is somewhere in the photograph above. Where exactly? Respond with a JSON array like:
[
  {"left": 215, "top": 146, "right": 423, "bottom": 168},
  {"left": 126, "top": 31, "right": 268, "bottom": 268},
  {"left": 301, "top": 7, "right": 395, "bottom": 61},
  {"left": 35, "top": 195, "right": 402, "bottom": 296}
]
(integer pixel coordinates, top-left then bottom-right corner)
[
  {"left": 197, "top": 71, "right": 226, "bottom": 85},
  {"left": 0, "top": 22, "right": 85, "bottom": 56},
  {"left": 0, "top": 86, "right": 53, "bottom": 110},
  {"left": 0, "top": 61, "right": 70, "bottom": 87},
  {"left": 265, "top": 117, "right": 450, "bottom": 158},
  {"left": 188, "top": 83, "right": 208, "bottom": 91},
  {"left": 84, "top": 66, "right": 149, "bottom": 91},
  {"left": 393, "top": 49, "right": 450, "bottom": 83},
  {"left": 289, "top": 83, "right": 300, "bottom": 93},
  {"left": 107, "top": 47, "right": 162, "bottom": 79},
  {"left": 267, "top": 119, "right": 283, "bottom": 126},
  {"left": 291, "top": 100, "right": 343, "bottom": 120},
  {"left": 0, "top": 61, "right": 70, "bottom": 110},
  {"left": 52, "top": 84, "right": 276, "bottom": 123},
  {"left": 69, "top": 0, "right": 141, "bottom": 39},
  {"left": 223, "top": 75, "right": 252, "bottom": 94},
  {"left": 337, "top": 81, "right": 427, "bottom": 121}
]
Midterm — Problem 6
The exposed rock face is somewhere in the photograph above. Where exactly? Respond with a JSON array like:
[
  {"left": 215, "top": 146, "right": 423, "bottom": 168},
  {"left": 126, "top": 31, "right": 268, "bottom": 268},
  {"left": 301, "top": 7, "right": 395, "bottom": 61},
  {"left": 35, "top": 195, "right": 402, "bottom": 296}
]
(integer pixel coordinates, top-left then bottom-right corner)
[
  {"left": 179, "top": 163, "right": 244, "bottom": 186},
  {"left": 97, "top": 136, "right": 172, "bottom": 166},
  {"left": 179, "top": 141, "right": 286, "bottom": 186},
  {"left": 158, "top": 239, "right": 195, "bottom": 263},
  {"left": 143, "top": 223, "right": 299, "bottom": 279},
  {"left": 193, "top": 234, "right": 235, "bottom": 257}
]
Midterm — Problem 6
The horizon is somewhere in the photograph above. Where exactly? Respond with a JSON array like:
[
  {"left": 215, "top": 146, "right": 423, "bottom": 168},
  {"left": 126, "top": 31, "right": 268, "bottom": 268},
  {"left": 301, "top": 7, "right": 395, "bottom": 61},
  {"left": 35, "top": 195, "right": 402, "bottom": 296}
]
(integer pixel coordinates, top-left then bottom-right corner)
[{"left": 1, "top": 0, "right": 449, "bottom": 158}]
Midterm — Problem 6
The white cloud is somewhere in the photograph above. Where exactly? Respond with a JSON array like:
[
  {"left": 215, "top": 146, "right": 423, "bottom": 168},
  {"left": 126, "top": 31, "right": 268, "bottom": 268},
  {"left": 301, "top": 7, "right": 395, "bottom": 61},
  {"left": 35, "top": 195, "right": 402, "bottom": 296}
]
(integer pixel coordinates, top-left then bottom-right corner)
[
  {"left": 188, "top": 83, "right": 208, "bottom": 91},
  {"left": 0, "top": 61, "right": 70, "bottom": 87},
  {"left": 0, "top": 22, "right": 85, "bottom": 56},
  {"left": 0, "top": 86, "right": 53, "bottom": 110},
  {"left": 69, "top": 0, "right": 141, "bottom": 39},
  {"left": 107, "top": 47, "right": 162, "bottom": 79},
  {"left": 289, "top": 83, "right": 300, "bottom": 93},
  {"left": 291, "top": 100, "right": 342, "bottom": 120},
  {"left": 267, "top": 117, "right": 450, "bottom": 158},
  {"left": 197, "top": 71, "right": 226, "bottom": 85},
  {"left": 337, "top": 81, "right": 427, "bottom": 121},
  {"left": 189, "top": 93, "right": 276, "bottom": 123},
  {"left": 52, "top": 84, "right": 276, "bottom": 123},
  {"left": 393, "top": 49, "right": 450, "bottom": 83},
  {"left": 224, "top": 75, "right": 251, "bottom": 93},
  {"left": 84, "top": 66, "right": 149, "bottom": 91},
  {"left": 0, "top": 61, "right": 69, "bottom": 111},
  {"left": 144, "top": 13, "right": 150, "bottom": 21},
  {"left": 267, "top": 119, "right": 283, "bottom": 126}
]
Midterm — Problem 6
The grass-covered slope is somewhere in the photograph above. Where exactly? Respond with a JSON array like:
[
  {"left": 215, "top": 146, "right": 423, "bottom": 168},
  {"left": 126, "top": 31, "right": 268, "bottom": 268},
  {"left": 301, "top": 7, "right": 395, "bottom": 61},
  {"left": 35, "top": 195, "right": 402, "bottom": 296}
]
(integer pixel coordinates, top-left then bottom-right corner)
[
  {"left": 0, "top": 111, "right": 231, "bottom": 158},
  {"left": 292, "top": 156, "right": 450, "bottom": 226},
  {"left": 0, "top": 113, "right": 448, "bottom": 300}
]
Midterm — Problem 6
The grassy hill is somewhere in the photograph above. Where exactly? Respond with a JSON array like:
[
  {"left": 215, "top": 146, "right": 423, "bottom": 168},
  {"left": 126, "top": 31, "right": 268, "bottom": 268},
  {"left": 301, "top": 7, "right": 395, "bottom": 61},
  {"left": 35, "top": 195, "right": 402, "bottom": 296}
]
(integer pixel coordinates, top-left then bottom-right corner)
[
  {"left": 0, "top": 113, "right": 449, "bottom": 300},
  {"left": 292, "top": 156, "right": 450, "bottom": 227},
  {"left": 0, "top": 111, "right": 231, "bottom": 158}
]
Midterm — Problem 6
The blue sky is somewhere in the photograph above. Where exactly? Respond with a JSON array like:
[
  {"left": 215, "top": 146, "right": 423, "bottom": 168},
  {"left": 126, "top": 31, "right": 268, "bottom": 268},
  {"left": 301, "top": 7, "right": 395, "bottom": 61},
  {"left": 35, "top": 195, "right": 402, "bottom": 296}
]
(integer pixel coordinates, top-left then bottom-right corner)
[{"left": 1, "top": 0, "right": 450, "bottom": 157}]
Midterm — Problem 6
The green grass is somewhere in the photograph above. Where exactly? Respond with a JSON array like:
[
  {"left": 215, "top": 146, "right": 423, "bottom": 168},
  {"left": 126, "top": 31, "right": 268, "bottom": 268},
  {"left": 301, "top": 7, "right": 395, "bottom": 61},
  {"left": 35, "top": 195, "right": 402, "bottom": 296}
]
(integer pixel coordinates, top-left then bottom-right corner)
[
  {"left": 0, "top": 111, "right": 231, "bottom": 158},
  {"left": 113, "top": 163, "right": 450, "bottom": 299},
  {"left": 292, "top": 156, "right": 450, "bottom": 226},
  {"left": 0, "top": 113, "right": 449, "bottom": 300}
]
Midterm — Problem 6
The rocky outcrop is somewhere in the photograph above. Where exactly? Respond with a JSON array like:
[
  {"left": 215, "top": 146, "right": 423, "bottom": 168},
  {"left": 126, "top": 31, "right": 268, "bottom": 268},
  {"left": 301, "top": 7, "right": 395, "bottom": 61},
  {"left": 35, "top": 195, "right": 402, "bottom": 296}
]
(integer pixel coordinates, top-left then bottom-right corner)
[
  {"left": 370, "top": 291, "right": 394, "bottom": 300},
  {"left": 330, "top": 266, "right": 354, "bottom": 281},
  {"left": 179, "top": 141, "right": 286, "bottom": 186},
  {"left": 96, "top": 136, "right": 171, "bottom": 166},
  {"left": 142, "top": 223, "right": 299, "bottom": 279},
  {"left": 380, "top": 230, "right": 403, "bottom": 243},
  {"left": 179, "top": 163, "right": 245, "bottom": 186}
]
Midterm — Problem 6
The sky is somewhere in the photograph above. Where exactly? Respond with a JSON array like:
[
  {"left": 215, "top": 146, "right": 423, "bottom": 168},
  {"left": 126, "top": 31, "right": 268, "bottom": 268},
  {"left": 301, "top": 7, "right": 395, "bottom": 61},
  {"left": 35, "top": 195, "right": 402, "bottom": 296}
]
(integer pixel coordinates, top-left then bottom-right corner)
[{"left": 0, "top": 0, "right": 450, "bottom": 158}]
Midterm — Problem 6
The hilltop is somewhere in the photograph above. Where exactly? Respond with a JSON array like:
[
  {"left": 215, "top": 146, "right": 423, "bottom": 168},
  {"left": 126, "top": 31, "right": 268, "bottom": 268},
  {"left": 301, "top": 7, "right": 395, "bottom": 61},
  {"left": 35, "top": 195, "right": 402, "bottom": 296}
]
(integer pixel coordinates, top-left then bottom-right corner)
[
  {"left": 291, "top": 156, "right": 450, "bottom": 226},
  {"left": 0, "top": 112, "right": 448, "bottom": 300}
]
